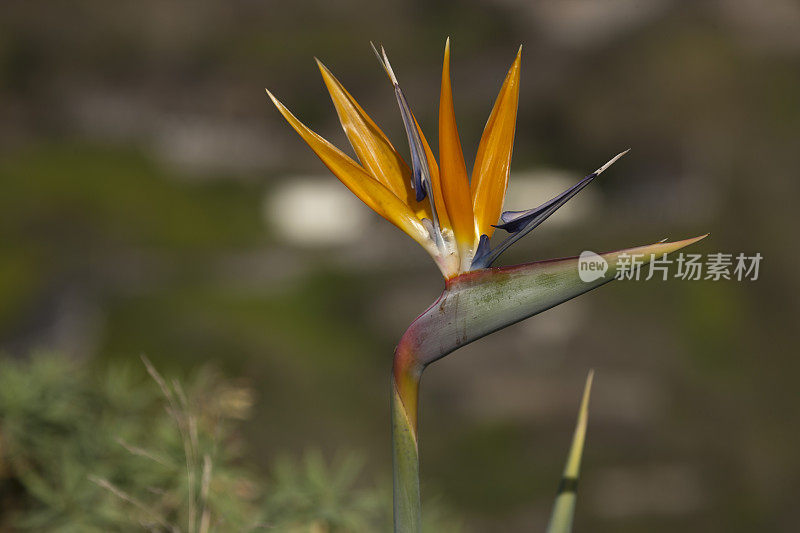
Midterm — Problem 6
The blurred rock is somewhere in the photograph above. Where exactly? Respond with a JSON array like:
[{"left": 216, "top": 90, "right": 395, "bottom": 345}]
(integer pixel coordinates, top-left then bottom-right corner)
[
  {"left": 154, "top": 115, "right": 280, "bottom": 176},
  {"left": 70, "top": 91, "right": 282, "bottom": 177},
  {"left": 491, "top": 0, "right": 670, "bottom": 49},
  {"left": 264, "top": 176, "right": 369, "bottom": 247}
]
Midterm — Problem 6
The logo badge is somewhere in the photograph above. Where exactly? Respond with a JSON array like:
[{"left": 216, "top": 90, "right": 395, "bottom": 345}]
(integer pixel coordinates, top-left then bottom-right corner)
[{"left": 578, "top": 251, "right": 608, "bottom": 282}]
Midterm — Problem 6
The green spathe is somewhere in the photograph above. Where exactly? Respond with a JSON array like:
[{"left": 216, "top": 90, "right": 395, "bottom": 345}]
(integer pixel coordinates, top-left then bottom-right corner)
[
  {"left": 391, "top": 235, "right": 706, "bottom": 532},
  {"left": 396, "top": 235, "right": 707, "bottom": 370}
]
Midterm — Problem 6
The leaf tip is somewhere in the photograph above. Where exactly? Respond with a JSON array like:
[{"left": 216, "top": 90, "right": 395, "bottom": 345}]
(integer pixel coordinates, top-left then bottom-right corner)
[
  {"left": 265, "top": 88, "right": 279, "bottom": 106},
  {"left": 676, "top": 233, "right": 710, "bottom": 247}
]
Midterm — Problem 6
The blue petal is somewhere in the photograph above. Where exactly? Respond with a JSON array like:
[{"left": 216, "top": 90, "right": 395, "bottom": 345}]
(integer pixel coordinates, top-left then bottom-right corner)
[
  {"left": 395, "top": 88, "right": 429, "bottom": 202},
  {"left": 470, "top": 234, "right": 492, "bottom": 268},
  {"left": 371, "top": 42, "right": 429, "bottom": 202},
  {"left": 472, "top": 150, "right": 629, "bottom": 269},
  {"left": 494, "top": 170, "right": 599, "bottom": 234}
]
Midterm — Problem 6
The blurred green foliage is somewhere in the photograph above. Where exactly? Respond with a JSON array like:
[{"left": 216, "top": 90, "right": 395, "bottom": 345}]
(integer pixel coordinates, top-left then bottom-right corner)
[{"left": 0, "top": 353, "right": 459, "bottom": 532}]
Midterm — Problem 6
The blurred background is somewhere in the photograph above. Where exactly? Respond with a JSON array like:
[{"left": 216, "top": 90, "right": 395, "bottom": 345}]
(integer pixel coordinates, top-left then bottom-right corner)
[{"left": 1, "top": 0, "right": 799, "bottom": 531}]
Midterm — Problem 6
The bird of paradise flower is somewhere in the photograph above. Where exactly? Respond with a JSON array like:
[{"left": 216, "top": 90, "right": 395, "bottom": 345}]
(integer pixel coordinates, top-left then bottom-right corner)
[{"left": 267, "top": 39, "right": 706, "bottom": 532}]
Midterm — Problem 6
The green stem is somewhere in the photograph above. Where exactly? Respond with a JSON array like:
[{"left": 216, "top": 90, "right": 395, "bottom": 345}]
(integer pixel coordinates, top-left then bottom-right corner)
[{"left": 392, "top": 343, "right": 422, "bottom": 533}]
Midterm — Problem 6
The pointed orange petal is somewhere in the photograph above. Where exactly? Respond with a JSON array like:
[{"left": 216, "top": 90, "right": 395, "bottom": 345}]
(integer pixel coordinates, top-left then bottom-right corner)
[
  {"left": 315, "top": 59, "right": 430, "bottom": 220},
  {"left": 267, "top": 90, "right": 432, "bottom": 248},
  {"left": 438, "top": 39, "right": 477, "bottom": 260},
  {"left": 471, "top": 46, "right": 522, "bottom": 239}
]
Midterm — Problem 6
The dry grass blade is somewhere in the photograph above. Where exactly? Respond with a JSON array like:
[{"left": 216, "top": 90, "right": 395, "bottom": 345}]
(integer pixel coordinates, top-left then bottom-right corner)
[
  {"left": 88, "top": 475, "right": 177, "bottom": 532},
  {"left": 198, "top": 454, "right": 213, "bottom": 533},
  {"left": 141, "top": 355, "right": 207, "bottom": 533},
  {"left": 116, "top": 437, "right": 174, "bottom": 469}
]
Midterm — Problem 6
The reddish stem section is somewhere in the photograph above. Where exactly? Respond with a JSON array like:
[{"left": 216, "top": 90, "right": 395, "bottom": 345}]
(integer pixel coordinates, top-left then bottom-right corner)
[{"left": 393, "top": 338, "right": 422, "bottom": 432}]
